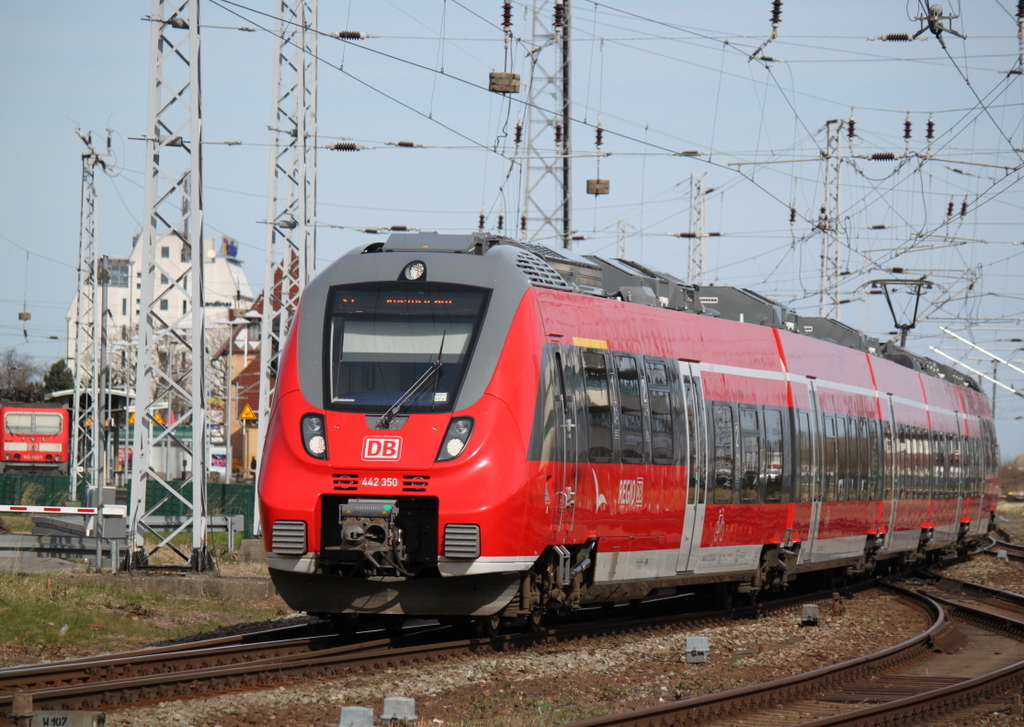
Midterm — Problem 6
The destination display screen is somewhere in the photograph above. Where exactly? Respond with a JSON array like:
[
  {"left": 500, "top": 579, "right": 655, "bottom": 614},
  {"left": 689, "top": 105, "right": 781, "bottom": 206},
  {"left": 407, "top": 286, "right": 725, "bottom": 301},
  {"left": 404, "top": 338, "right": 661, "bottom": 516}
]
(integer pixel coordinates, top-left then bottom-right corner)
[{"left": 325, "top": 282, "right": 490, "bottom": 413}]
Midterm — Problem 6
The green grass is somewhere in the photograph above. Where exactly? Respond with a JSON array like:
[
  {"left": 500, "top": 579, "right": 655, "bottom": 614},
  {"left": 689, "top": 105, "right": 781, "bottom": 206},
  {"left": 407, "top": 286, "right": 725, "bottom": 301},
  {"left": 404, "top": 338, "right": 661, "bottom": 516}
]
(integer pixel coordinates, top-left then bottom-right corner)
[{"left": 0, "top": 572, "right": 287, "bottom": 666}]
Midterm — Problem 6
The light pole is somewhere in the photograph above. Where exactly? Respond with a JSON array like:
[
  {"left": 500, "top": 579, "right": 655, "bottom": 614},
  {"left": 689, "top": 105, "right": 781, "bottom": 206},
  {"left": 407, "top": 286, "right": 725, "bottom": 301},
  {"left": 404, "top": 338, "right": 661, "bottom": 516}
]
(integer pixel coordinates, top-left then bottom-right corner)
[
  {"left": 218, "top": 313, "right": 259, "bottom": 484},
  {"left": 224, "top": 324, "right": 236, "bottom": 484}
]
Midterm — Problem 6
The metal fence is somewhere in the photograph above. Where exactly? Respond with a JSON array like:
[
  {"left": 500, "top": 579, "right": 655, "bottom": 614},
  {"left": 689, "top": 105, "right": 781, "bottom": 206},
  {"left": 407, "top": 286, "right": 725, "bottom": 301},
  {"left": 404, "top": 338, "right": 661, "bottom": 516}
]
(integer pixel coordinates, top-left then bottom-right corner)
[{"left": 0, "top": 473, "right": 255, "bottom": 538}]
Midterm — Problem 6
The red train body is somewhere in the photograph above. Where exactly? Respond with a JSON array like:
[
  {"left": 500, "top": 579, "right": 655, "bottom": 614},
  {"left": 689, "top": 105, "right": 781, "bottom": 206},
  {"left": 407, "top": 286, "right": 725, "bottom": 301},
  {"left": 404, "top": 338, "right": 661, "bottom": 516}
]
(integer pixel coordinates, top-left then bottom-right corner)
[
  {"left": 258, "top": 233, "right": 999, "bottom": 625},
  {"left": 0, "top": 404, "right": 71, "bottom": 475}
]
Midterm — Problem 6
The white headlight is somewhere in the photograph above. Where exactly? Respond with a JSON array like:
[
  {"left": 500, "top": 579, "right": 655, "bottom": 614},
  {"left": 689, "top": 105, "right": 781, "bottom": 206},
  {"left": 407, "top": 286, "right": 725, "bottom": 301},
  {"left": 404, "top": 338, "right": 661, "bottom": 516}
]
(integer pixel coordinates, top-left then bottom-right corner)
[
  {"left": 404, "top": 261, "right": 426, "bottom": 280},
  {"left": 445, "top": 438, "right": 465, "bottom": 457}
]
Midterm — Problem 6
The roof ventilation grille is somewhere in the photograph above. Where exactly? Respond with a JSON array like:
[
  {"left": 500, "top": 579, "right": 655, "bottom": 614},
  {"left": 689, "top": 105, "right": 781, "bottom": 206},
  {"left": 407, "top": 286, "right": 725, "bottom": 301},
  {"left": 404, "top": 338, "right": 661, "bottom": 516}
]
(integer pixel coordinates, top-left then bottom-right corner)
[{"left": 514, "top": 250, "right": 572, "bottom": 290}]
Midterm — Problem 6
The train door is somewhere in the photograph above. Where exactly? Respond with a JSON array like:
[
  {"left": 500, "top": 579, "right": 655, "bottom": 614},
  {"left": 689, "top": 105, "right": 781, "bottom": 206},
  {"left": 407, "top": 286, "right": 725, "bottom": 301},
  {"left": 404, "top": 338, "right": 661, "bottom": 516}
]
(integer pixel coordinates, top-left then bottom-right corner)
[
  {"left": 676, "top": 362, "right": 707, "bottom": 572},
  {"left": 798, "top": 379, "right": 821, "bottom": 565},
  {"left": 553, "top": 349, "right": 581, "bottom": 535}
]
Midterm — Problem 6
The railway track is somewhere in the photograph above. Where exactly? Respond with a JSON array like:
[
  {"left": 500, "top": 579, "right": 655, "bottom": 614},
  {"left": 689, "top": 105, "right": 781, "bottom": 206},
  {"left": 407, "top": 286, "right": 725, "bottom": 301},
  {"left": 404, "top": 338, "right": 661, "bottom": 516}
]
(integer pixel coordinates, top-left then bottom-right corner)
[
  {"left": 0, "top": 586, "right": 862, "bottom": 721},
  {"left": 6, "top": 574, "right": 1019, "bottom": 726},
  {"left": 986, "top": 538, "right": 1024, "bottom": 563},
  {"left": 559, "top": 577, "right": 1024, "bottom": 727}
]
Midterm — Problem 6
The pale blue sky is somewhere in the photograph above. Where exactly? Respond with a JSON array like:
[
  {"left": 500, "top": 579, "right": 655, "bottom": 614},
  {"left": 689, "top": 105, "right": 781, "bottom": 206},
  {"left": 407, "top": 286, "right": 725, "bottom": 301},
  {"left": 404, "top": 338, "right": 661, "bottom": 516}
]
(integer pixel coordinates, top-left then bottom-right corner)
[{"left": 1, "top": 1, "right": 1022, "bottom": 455}]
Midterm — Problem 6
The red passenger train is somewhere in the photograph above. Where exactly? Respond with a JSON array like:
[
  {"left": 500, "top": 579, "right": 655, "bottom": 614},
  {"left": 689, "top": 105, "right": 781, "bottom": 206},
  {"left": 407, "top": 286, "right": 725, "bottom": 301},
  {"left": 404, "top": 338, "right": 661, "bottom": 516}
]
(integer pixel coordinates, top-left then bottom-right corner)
[
  {"left": 0, "top": 404, "right": 71, "bottom": 475},
  {"left": 258, "top": 233, "right": 999, "bottom": 629}
]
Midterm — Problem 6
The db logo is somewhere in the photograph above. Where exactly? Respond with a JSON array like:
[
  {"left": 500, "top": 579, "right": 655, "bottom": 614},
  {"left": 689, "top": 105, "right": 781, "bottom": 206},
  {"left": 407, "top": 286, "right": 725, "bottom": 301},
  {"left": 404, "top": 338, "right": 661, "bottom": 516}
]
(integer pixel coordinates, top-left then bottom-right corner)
[{"left": 362, "top": 436, "right": 402, "bottom": 461}]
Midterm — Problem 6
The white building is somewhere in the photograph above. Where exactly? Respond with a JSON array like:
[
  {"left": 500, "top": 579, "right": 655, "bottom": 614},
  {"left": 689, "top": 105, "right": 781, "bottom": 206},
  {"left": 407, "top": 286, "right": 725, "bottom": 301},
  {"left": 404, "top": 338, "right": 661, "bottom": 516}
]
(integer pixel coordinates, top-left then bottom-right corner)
[{"left": 66, "top": 233, "right": 254, "bottom": 372}]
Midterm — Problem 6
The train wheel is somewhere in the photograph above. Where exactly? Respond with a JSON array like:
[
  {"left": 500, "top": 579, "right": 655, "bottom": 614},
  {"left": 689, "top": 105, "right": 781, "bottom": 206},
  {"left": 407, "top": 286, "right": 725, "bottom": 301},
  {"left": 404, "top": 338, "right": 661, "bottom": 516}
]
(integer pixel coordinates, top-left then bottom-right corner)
[
  {"left": 528, "top": 609, "right": 545, "bottom": 633},
  {"left": 478, "top": 613, "right": 502, "bottom": 637},
  {"left": 716, "top": 583, "right": 734, "bottom": 611}
]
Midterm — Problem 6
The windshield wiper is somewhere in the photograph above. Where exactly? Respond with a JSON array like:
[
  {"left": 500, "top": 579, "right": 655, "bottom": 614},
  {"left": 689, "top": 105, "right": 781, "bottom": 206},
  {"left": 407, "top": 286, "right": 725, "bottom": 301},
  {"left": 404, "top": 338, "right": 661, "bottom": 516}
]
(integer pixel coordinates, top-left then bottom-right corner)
[{"left": 377, "top": 332, "right": 445, "bottom": 430}]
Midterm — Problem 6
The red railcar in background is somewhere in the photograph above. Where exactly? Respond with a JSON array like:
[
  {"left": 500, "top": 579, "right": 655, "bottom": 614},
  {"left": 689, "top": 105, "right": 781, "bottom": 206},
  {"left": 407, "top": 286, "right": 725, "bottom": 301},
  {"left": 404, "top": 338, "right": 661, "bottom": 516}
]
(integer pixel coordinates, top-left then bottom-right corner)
[{"left": 0, "top": 404, "right": 71, "bottom": 475}]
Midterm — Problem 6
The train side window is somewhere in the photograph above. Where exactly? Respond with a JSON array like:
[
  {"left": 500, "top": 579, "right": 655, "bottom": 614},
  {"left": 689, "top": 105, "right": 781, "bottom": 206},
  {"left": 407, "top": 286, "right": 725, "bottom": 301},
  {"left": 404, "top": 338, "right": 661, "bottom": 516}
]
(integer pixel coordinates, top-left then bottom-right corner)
[
  {"left": 960, "top": 434, "right": 969, "bottom": 497},
  {"left": 942, "top": 436, "right": 950, "bottom": 497},
  {"left": 968, "top": 436, "right": 980, "bottom": 497},
  {"left": 924, "top": 430, "right": 933, "bottom": 498},
  {"left": 649, "top": 389, "right": 673, "bottom": 463},
  {"left": 949, "top": 435, "right": 961, "bottom": 496},
  {"left": 913, "top": 428, "right": 921, "bottom": 501},
  {"left": 975, "top": 431, "right": 984, "bottom": 490},
  {"left": 945, "top": 433, "right": 955, "bottom": 494},
  {"left": 583, "top": 351, "right": 613, "bottom": 462},
  {"left": 906, "top": 427, "right": 916, "bottom": 498},
  {"left": 645, "top": 360, "right": 668, "bottom": 387},
  {"left": 796, "top": 411, "right": 813, "bottom": 502},
  {"left": 975, "top": 435, "right": 983, "bottom": 497},
  {"left": 868, "top": 419, "right": 881, "bottom": 499},
  {"left": 529, "top": 347, "right": 560, "bottom": 462},
  {"left": 823, "top": 416, "right": 838, "bottom": 501},
  {"left": 920, "top": 429, "right": 930, "bottom": 498},
  {"left": 835, "top": 417, "right": 848, "bottom": 500},
  {"left": 896, "top": 424, "right": 908, "bottom": 497},
  {"left": 683, "top": 379, "right": 703, "bottom": 505},
  {"left": 615, "top": 355, "right": 645, "bottom": 463},
  {"left": 917, "top": 429, "right": 928, "bottom": 499},
  {"left": 980, "top": 429, "right": 989, "bottom": 488},
  {"left": 962, "top": 435, "right": 972, "bottom": 497},
  {"left": 645, "top": 360, "right": 674, "bottom": 465},
  {"left": 857, "top": 419, "right": 870, "bottom": 499},
  {"left": 712, "top": 404, "right": 735, "bottom": 504},
  {"left": 882, "top": 420, "right": 893, "bottom": 501},
  {"left": 739, "top": 407, "right": 760, "bottom": 503},
  {"left": 763, "top": 408, "right": 784, "bottom": 503},
  {"left": 985, "top": 422, "right": 997, "bottom": 480}
]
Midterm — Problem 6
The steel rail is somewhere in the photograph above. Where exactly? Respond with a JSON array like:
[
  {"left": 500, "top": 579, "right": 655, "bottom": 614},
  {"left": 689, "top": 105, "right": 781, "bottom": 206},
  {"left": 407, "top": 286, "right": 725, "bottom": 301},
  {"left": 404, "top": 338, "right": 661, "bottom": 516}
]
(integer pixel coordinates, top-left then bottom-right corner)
[
  {"left": 784, "top": 583, "right": 1024, "bottom": 727},
  {"left": 558, "top": 583, "right": 956, "bottom": 727},
  {"left": 560, "top": 577, "right": 1024, "bottom": 727},
  {"left": 0, "top": 622, "right": 314, "bottom": 691}
]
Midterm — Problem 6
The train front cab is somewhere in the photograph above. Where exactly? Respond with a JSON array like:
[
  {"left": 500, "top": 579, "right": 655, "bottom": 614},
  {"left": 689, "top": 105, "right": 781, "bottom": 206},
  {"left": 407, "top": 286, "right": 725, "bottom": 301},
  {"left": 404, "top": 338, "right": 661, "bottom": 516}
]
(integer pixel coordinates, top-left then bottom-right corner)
[
  {"left": 0, "top": 406, "right": 70, "bottom": 474},
  {"left": 260, "top": 245, "right": 562, "bottom": 619}
]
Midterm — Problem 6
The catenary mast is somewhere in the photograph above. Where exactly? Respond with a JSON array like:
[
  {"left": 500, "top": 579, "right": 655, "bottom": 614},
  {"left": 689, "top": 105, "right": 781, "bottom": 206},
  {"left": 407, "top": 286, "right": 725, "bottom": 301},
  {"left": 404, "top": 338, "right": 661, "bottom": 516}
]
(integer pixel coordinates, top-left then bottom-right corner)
[
  {"left": 71, "top": 134, "right": 102, "bottom": 504},
  {"left": 521, "top": 1, "right": 572, "bottom": 248},
  {"left": 255, "top": 0, "right": 318, "bottom": 535},
  {"left": 128, "top": 0, "right": 210, "bottom": 571}
]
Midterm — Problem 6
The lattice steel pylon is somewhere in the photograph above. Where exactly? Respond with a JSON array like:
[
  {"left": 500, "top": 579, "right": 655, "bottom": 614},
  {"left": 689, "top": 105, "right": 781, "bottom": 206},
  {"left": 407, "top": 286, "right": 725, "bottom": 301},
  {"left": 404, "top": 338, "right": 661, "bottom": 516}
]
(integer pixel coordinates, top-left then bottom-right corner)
[
  {"left": 520, "top": 0, "right": 572, "bottom": 248},
  {"left": 70, "top": 135, "right": 103, "bottom": 503},
  {"left": 128, "top": 0, "right": 211, "bottom": 571},
  {"left": 817, "top": 119, "right": 843, "bottom": 319},
  {"left": 254, "top": 0, "right": 318, "bottom": 535},
  {"left": 688, "top": 172, "right": 707, "bottom": 285}
]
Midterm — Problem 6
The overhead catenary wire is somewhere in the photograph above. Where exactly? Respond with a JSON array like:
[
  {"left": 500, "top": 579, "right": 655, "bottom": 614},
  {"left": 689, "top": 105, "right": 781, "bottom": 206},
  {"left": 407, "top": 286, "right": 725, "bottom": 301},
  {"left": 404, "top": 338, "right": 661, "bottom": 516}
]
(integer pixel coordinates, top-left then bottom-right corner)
[{"left": 197, "top": 0, "right": 1023, "bottom": 339}]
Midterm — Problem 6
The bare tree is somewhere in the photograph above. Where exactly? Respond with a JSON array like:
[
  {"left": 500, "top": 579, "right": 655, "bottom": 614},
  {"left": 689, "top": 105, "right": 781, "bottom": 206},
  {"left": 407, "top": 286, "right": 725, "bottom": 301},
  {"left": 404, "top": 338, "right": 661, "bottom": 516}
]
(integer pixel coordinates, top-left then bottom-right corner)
[{"left": 0, "top": 347, "right": 43, "bottom": 397}]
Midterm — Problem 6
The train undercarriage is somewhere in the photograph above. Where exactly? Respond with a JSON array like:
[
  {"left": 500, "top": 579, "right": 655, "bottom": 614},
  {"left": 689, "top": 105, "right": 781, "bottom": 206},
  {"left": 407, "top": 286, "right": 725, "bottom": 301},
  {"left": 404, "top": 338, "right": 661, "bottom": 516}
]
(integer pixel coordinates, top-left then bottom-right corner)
[{"left": 273, "top": 509, "right": 993, "bottom": 635}]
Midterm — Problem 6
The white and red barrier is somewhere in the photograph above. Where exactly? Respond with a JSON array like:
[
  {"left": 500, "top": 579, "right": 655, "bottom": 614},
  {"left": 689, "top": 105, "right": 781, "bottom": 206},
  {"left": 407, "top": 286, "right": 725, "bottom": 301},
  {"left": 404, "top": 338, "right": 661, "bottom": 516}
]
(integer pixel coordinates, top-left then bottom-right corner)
[{"left": 0, "top": 504, "right": 127, "bottom": 516}]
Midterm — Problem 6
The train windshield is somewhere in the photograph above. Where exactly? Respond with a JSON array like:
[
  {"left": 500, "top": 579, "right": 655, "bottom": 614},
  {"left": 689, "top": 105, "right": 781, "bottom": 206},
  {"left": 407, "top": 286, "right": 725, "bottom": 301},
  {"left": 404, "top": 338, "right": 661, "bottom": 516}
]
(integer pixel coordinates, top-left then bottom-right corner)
[
  {"left": 325, "top": 281, "right": 490, "bottom": 413},
  {"left": 4, "top": 412, "right": 63, "bottom": 435}
]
